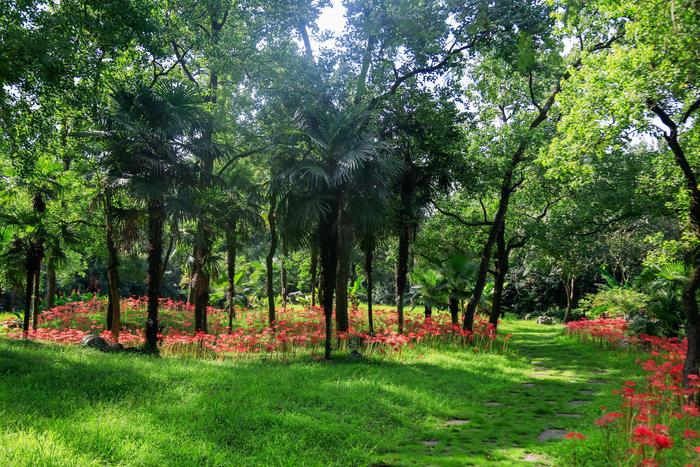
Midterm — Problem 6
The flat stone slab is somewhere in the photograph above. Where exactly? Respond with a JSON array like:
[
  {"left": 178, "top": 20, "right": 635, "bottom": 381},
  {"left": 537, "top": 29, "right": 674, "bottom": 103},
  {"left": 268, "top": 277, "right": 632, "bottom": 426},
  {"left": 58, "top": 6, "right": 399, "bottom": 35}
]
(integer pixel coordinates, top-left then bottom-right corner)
[
  {"left": 445, "top": 419, "right": 470, "bottom": 426},
  {"left": 523, "top": 453, "right": 547, "bottom": 463},
  {"left": 569, "top": 400, "right": 589, "bottom": 407},
  {"left": 579, "top": 389, "right": 597, "bottom": 395},
  {"left": 556, "top": 413, "right": 583, "bottom": 418},
  {"left": 522, "top": 382, "right": 536, "bottom": 388},
  {"left": 421, "top": 440, "right": 438, "bottom": 447},
  {"left": 537, "top": 429, "right": 567, "bottom": 442},
  {"left": 592, "top": 369, "right": 609, "bottom": 374},
  {"left": 485, "top": 401, "right": 501, "bottom": 407},
  {"left": 589, "top": 379, "right": 607, "bottom": 384}
]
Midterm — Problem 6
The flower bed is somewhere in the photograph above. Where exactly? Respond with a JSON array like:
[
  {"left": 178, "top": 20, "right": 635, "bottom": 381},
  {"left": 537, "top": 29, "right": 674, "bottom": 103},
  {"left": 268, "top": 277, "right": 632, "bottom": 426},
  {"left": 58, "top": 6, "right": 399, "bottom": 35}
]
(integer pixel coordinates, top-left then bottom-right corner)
[
  {"left": 7, "top": 297, "right": 511, "bottom": 358},
  {"left": 565, "top": 318, "right": 700, "bottom": 465}
]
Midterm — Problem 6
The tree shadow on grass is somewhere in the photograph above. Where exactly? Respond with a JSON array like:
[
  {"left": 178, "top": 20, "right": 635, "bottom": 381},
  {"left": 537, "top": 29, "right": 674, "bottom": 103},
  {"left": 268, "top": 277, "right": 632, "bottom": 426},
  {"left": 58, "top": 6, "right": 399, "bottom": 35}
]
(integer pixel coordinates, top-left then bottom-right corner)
[{"left": 0, "top": 328, "right": 638, "bottom": 466}]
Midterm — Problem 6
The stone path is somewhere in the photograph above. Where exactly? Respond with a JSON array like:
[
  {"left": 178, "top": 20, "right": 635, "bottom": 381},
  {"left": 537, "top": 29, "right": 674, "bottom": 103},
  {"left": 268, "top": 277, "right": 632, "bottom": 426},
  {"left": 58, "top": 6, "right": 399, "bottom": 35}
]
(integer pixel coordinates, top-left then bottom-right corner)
[{"left": 395, "top": 322, "right": 634, "bottom": 466}]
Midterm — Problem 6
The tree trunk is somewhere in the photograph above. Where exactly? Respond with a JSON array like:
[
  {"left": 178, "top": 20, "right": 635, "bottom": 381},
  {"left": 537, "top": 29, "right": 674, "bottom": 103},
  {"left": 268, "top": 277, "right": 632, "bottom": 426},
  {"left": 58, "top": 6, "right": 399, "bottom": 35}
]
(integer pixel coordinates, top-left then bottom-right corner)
[
  {"left": 22, "top": 254, "right": 35, "bottom": 334},
  {"left": 266, "top": 196, "right": 278, "bottom": 326},
  {"left": 563, "top": 277, "right": 575, "bottom": 322},
  {"left": 489, "top": 226, "right": 508, "bottom": 328},
  {"left": 319, "top": 200, "right": 339, "bottom": 359},
  {"left": 280, "top": 238, "right": 288, "bottom": 309},
  {"left": 449, "top": 296, "right": 459, "bottom": 326},
  {"left": 192, "top": 16, "right": 225, "bottom": 333},
  {"left": 683, "top": 262, "right": 700, "bottom": 383},
  {"left": 424, "top": 304, "right": 432, "bottom": 321},
  {"left": 395, "top": 159, "right": 417, "bottom": 334},
  {"left": 226, "top": 229, "right": 237, "bottom": 332},
  {"left": 463, "top": 165, "right": 517, "bottom": 331},
  {"left": 144, "top": 201, "right": 164, "bottom": 354},
  {"left": 648, "top": 102, "right": 700, "bottom": 383},
  {"left": 335, "top": 202, "right": 350, "bottom": 333},
  {"left": 32, "top": 266, "right": 41, "bottom": 329},
  {"left": 46, "top": 257, "right": 56, "bottom": 309},
  {"left": 364, "top": 240, "right": 375, "bottom": 335},
  {"left": 310, "top": 240, "right": 318, "bottom": 307},
  {"left": 104, "top": 193, "right": 120, "bottom": 338},
  {"left": 396, "top": 225, "right": 410, "bottom": 334}
]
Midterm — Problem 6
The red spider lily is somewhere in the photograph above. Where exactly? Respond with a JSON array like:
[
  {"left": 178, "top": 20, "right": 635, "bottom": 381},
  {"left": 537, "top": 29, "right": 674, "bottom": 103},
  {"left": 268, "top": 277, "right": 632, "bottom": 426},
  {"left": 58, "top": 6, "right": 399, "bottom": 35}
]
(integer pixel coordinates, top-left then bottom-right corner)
[
  {"left": 595, "top": 412, "right": 623, "bottom": 426},
  {"left": 565, "top": 432, "right": 587, "bottom": 440}
]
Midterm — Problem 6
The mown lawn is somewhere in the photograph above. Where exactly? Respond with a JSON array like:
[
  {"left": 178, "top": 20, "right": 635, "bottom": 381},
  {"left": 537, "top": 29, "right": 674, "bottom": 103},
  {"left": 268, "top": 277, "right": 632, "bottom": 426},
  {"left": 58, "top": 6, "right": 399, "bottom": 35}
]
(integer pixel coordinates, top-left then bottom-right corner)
[{"left": 0, "top": 320, "right": 640, "bottom": 466}]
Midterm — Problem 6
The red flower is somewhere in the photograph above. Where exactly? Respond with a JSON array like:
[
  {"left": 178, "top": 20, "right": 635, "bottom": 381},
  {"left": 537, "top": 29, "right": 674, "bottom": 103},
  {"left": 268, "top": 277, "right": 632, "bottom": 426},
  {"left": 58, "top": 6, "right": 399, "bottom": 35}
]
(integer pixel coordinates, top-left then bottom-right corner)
[
  {"left": 652, "top": 434, "right": 673, "bottom": 450},
  {"left": 564, "top": 432, "right": 586, "bottom": 440}
]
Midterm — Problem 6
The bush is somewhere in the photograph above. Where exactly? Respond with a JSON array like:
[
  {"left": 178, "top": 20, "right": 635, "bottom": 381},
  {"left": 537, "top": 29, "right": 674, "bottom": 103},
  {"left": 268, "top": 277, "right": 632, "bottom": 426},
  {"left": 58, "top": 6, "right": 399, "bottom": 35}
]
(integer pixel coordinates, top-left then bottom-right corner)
[{"left": 576, "top": 287, "right": 648, "bottom": 319}]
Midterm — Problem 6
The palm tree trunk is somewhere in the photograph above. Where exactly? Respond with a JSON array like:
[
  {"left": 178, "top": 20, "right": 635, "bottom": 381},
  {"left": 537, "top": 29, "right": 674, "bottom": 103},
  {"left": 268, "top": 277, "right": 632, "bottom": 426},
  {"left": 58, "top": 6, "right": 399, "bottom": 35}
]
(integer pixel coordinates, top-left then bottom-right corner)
[
  {"left": 226, "top": 229, "right": 237, "bottom": 331},
  {"left": 335, "top": 203, "right": 350, "bottom": 333},
  {"left": 104, "top": 193, "right": 120, "bottom": 337},
  {"left": 310, "top": 240, "right": 318, "bottom": 307},
  {"left": 319, "top": 200, "right": 339, "bottom": 359},
  {"left": 266, "top": 196, "right": 277, "bottom": 326},
  {"left": 395, "top": 159, "right": 416, "bottom": 334},
  {"left": 32, "top": 266, "right": 41, "bottom": 330},
  {"left": 46, "top": 257, "right": 56, "bottom": 309},
  {"left": 449, "top": 296, "right": 459, "bottom": 326},
  {"left": 22, "top": 253, "right": 35, "bottom": 334},
  {"left": 144, "top": 201, "right": 164, "bottom": 353},
  {"left": 280, "top": 238, "right": 288, "bottom": 309},
  {"left": 364, "top": 240, "right": 375, "bottom": 335},
  {"left": 396, "top": 225, "right": 409, "bottom": 334}
]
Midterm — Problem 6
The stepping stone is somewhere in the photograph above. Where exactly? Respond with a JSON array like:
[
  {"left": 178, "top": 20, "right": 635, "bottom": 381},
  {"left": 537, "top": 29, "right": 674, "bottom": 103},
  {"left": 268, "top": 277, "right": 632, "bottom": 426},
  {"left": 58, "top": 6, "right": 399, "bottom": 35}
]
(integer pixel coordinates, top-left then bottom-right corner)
[
  {"left": 522, "top": 382, "right": 536, "bottom": 388},
  {"left": 590, "top": 379, "right": 607, "bottom": 384},
  {"left": 421, "top": 440, "right": 438, "bottom": 447},
  {"left": 556, "top": 413, "right": 583, "bottom": 419},
  {"left": 537, "top": 429, "right": 567, "bottom": 442},
  {"left": 532, "top": 372, "right": 549, "bottom": 378},
  {"left": 579, "top": 389, "right": 597, "bottom": 395},
  {"left": 444, "top": 419, "right": 470, "bottom": 426},
  {"left": 592, "top": 369, "right": 608, "bottom": 374},
  {"left": 523, "top": 453, "right": 547, "bottom": 463},
  {"left": 485, "top": 401, "right": 501, "bottom": 407},
  {"left": 569, "top": 400, "right": 589, "bottom": 407}
]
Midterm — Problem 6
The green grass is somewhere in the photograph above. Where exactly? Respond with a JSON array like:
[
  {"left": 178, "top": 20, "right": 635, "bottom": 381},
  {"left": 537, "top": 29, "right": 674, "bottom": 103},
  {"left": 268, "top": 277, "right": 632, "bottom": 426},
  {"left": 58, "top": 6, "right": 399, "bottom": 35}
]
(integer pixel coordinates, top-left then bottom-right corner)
[{"left": 0, "top": 320, "right": 641, "bottom": 466}]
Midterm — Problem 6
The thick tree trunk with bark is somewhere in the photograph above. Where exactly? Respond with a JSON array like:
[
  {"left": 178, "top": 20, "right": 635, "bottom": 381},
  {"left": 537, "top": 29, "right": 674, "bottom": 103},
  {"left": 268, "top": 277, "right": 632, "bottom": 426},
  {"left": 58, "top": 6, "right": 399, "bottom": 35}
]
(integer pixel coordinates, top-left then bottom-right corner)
[
  {"left": 424, "top": 304, "right": 432, "bottom": 321},
  {"left": 649, "top": 101, "right": 700, "bottom": 383},
  {"left": 266, "top": 197, "right": 278, "bottom": 326},
  {"left": 489, "top": 226, "right": 508, "bottom": 327},
  {"left": 363, "top": 240, "right": 375, "bottom": 335},
  {"left": 226, "top": 229, "right": 237, "bottom": 332},
  {"left": 144, "top": 201, "right": 164, "bottom": 354}
]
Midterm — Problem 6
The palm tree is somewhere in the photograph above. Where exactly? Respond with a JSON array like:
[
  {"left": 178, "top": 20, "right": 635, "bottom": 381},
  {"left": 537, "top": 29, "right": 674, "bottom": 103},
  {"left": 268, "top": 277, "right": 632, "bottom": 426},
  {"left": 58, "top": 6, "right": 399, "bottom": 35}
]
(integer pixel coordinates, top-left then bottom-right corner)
[
  {"left": 101, "top": 80, "right": 203, "bottom": 353},
  {"left": 274, "top": 101, "right": 394, "bottom": 358},
  {"left": 410, "top": 269, "right": 448, "bottom": 320}
]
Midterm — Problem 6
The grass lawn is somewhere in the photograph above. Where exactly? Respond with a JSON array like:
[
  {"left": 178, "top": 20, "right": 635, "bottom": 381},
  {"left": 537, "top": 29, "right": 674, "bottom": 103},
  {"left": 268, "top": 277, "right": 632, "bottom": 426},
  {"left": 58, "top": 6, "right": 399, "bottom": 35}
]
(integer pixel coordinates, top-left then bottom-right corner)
[{"left": 0, "top": 320, "right": 640, "bottom": 466}]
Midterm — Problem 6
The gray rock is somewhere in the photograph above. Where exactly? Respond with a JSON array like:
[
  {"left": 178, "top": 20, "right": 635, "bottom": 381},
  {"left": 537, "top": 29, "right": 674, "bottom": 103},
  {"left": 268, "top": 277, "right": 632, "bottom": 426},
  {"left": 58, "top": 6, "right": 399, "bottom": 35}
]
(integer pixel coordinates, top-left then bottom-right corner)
[
  {"left": 81, "top": 334, "right": 113, "bottom": 352},
  {"left": 536, "top": 316, "right": 555, "bottom": 325},
  {"left": 349, "top": 349, "right": 363, "bottom": 360}
]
